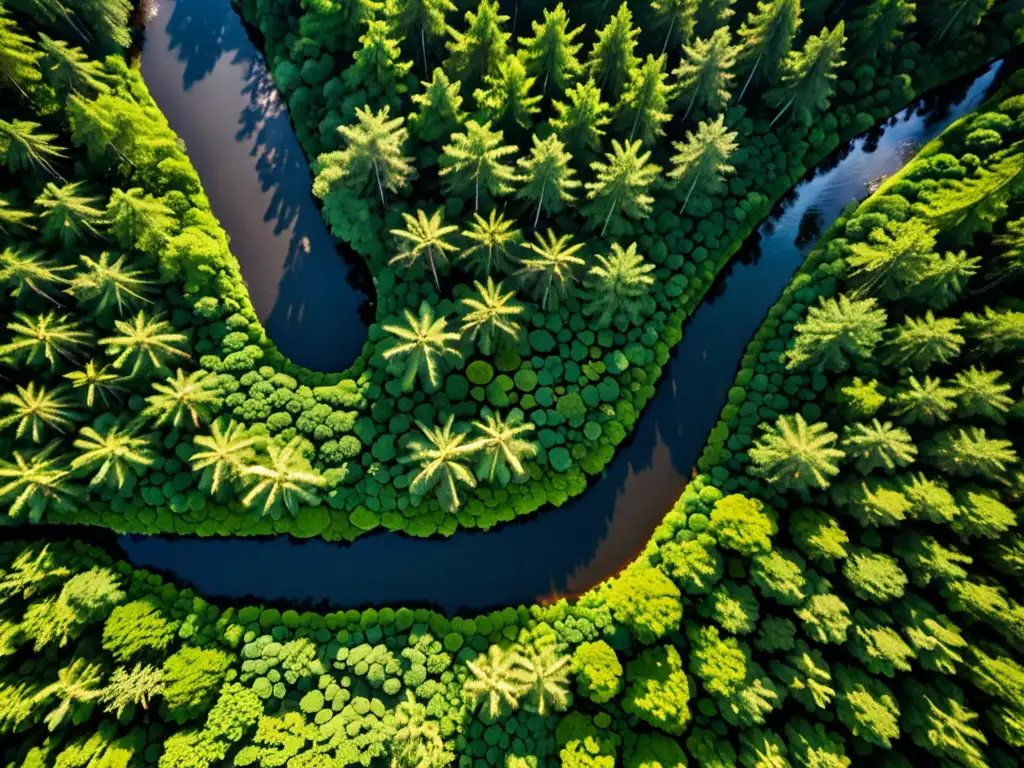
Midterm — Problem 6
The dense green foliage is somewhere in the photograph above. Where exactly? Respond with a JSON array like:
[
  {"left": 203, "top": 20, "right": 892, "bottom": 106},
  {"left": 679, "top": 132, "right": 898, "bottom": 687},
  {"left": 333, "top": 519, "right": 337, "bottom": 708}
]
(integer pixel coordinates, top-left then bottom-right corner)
[
  {"left": 3, "top": 58, "right": 1024, "bottom": 766},
  {"left": 3, "top": 0, "right": 1019, "bottom": 542}
]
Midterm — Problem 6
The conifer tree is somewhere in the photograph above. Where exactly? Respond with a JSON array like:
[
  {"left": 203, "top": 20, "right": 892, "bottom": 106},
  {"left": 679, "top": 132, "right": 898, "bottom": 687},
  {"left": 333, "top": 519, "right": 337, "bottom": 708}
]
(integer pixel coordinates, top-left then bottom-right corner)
[
  {"left": 0, "top": 195, "right": 33, "bottom": 234},
  {"left": 907, "top": 249, "right": 979, "bottom": 310},
  {"left": 475, "top": 55, "right": 541, "bottom": 129},
  {"left": 884, "top": 311, "right": 964, "bottom": 372},
  {"left": 650, "top": 0, "right": 700, "bottom": 55},
  {"left": 622, "top": 54, "right": 673, "bottom": 145},
  {"left": 584, "top": 242, "right": 656, "bottom": 326},
  {"left": 766, "top": 23, "right": 847, "bottom": 128},
  {"left": 439, "top": 120, "right": 518, "bottom": 212},
  {"left": 696, "top": 0, "right": 737, "bottom": 37},
  {"left": 960, "top": 306, "right": 1024, "bottom": 355},
  {"left": 518, "top": 3, "right": 584, "bottom": 94},
  {"left": 37, "top": 33, "right": 112, "bottom": 96},
  {"left": 444, "top": 0, "right": 511, "bottom": 93},
  {"left": 408, "top": 68, "right": 465, "bottom": 139},
  {"left": 750, "top": 413, "right": 845, "bottom": 492},
  {"left": 735, "top": 0, "right": 802, "bottom": 102},
  {"left": 516, "top": 134, "right": 580, "bottom": 227},
  {"left": 990, "top": 217, "right": 1023, "bottom": 285},
  {"left": 928, "top": 0, "right": 996, "bottom": 42},
  {"left": 841, "top": 419, "right": 918, "bottom": 474},
  {"left": 313, "top": 105, "right": 413, "bottom": 208},
  {"left": 891, "top": 375, "right": 958, "bottom": 425},
  {"left": 674, "top": 27, "right": 738, "bottom": 121},
  {"left": 586, "top": 3, "right": 640, "bottom": 102},
  {"left": 0, "top": 120, "right": 67, "bottom": 178},
  {"left": 849, "top": 0, "right": 917, "bottom": 61},
  {"left": 342, "top": 18, "right": 413, "bottom": 101},
  {"left": 929, "top": 426, "right": 1017, "bottom": 479},
  {"left": 848, "top": 218, "right": 939, "bottom": 300},
  {"left": 104, "top": 188, "right": 175, "bottom": 253},
  {"left": 583, "top": 139, "right": 662, "bottom": 235},
  {"left": 953, "top": 366, "right": 1014, "bottom": 424},
  {"left": 386, "top": 0, "right": 457, "bottom": 76},
  {"left": 35, "top": 181, "right": 104, "bottom": 247},
  {"left": 902, "top": 679, "right": 989, "bottom": 768},
  {"left": 551, "top": 79, "right": 612, "bottom": 155},
  {"left": 668, "top": 114, "right": 739, "bottom": 214},
  {"left": 786, "top": 294, "right": 887, "bottom": 373},
  {"left": 0, "top": 7, "right": 41, "bottom": 97}
]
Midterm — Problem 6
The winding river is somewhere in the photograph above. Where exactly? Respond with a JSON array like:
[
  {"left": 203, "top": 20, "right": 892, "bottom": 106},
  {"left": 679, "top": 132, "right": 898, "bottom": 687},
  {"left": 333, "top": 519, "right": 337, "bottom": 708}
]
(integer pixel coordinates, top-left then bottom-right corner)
[{"left": 120, "top": 0, "right": 1011, "bottom": 616}]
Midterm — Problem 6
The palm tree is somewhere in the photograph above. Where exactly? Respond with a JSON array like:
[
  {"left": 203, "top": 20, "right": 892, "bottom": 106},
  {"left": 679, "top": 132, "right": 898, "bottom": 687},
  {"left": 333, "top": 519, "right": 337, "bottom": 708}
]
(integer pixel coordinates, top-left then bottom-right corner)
[
  {"left": 928, "top": 427, "right": 1018, "bottom": 480},
  {"left": 584, "top": 242, "right": 655, "bottom": 326},
  {"left": 100, "top": 311, "right": 189, "bottom": 376},
  {"left": 516, "top": 229, "right": 586, "bottom": 310},
  {"left": 241, "top": 436, "right": 324, "bottom": 518},
  {"left": 382, "top": 302, "right": 462, "bottom": 391},
  {"left": 389, "top": 208, "right": 460, "bottom": 290},
  {"left": 841, "top": 419, "right": 918, "bottom": 475},
  {"left": 891, "top": 375, "right": 957, "bottom": 426},
  {"left": 884, "top": 312, "right": 963, "bottom": 372},
  {"left": 312, "top": 105, "right": 413, "bottom": 208},
  {"left": 63, "top": 360, "right": 124, "bottom": 409},
  {"left": 471, "top": 411, "right": 537, "bottom": 482},
  {"left": 104, "top": 188, "right": 175, "bottom": 252},
  {"left": 142, "top": 369, "right": 220, "bottom": 430},
  {"left": 0, "top": 6, "right": 42, "bottom": 97},
  {"left": 71, "top": 423, "right": 154, "bottom": 490},
  {"left": 0, "top": 194, "right": 34, "bottom": 234},
  {"left": 34, "top": 658, "right": 105, "bottom": 732},
  {"left": 459, "top": 278, "right": 524, "bottom": 355},
  {"left": 405, "top": 415, "right": 478, "bottom": 511},
  {"left": 512, "top": 644, "right": 571, "bottom": 715},
  {"left": 750, "top": 413, "right": 845, "bottom": 493},
  {"left": 0, "top": 383, "right": 80, "bottom": 443},
  {"left": 189, "top": 419, "right": 256, "bottom": 495},
  {"left": 460, "top": 209, "right": 522, "bottom": 276},
  {"left": 668, "top": 115, "right": 739, "bottom": 215},
  {"left": 0, "top": 312, "right": 91, "bottom": 369},
  {"left": 0, "top": 119, "right": 66, "bottom": 178},
  {"left": 66, "top": 251, "right": 152, "bottom": 315},
  {"left": 439, "top": 120, "right": 518, "bottom": 212},
  {"left": 0, "top": 246, "right": 72, "bottom": 303},
  {"left": 463, "top": 644, "right": 523, "bottom": 718},
  {"left": 35, "top": 181, "right": 104, "bottom": 247},
  {"left": 0, "top": 442, "right": 79, "bottom": 522},
  {"left": 953, "top": 366, "right": 1014, "bottom": 424},
  {"left": 583, "top": 139, "right": 661, "bottom": 236}
]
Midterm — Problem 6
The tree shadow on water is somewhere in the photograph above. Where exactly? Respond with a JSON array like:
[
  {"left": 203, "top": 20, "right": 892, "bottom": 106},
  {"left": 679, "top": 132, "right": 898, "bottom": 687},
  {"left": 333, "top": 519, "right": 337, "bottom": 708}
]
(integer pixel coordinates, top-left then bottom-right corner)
[{"left": 164, "top": 0, "right": 251, "bottom": 90}]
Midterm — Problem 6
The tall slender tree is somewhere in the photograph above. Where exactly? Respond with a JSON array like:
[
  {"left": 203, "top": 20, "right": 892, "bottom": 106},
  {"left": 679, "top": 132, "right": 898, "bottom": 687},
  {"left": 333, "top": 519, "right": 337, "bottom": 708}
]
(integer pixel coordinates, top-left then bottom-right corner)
[
  {"left": 439, "top": 120, "right": 518, "bottom": 212},
  {"left": 650, "top": 0, "right": 700, "bottom": 55},
  {"left": 586, "top": 3, "right": 640, "bottom": 102},
  {"left": 313, "top": 106, "right": 413, "bottom": 209},
  {"left": 386, "top": 0, "right": 458, "bottom": 76},
  {"left": 71, "top": 423, "right": 153, "bottom": 490},
  {"left": 516, "top": 134, "right": 580, "bottom": 227},
  {"left": 517, "top": 230, "right": 586, "bottom": 309},
  {"left": 583, "top": 139, "right": 662, "bottom": 235},
  {"left": 0, "top": 119, "right": 67, "bottom": 178},
  {"left": 849, "top": 0, "right": 916, "bottom": 60},
  {"left": 242, "top": 437, "right": 324, "bottom": 518},
  {"left": 459, "top": 277, "right": 525, "bottom": 355},
  {"left": 37, "top": 33, "right": 112, "bottom": 95},
  {"left": 0, "top": 246, "right": 72, "bottom": 303},
  {"left": 697, "top": 0, "right": 737, "bottom": 36},
  {"left": 409, "top": 67, "right": 466, "bottom": 143},
  {"left": 189, "top": 419, "right": 257, "bottom": 495},
  {"left": 674, "top": 27, "right": 738, "bottom": 121},
  {"left": 382, "top": 303, "right": 462, "bottom": 391},
  {"left": 766, "top": 23, "right": 847, "bottom": 128},
  {"left": 405, "top": 415, "right": 478, "bottom": 511},
  {"left": 668, "top": 114, "right": 739, "bottom": 214},
  {"left": 929, "top": 0, "right": 996, "bottom": 42},
  {"left": 444, "top": 0, "right": 511, "bottom": 92},
  {"left": 35, "top": 181, "right": 104, "bottom": 247},
  {"left": 518, "top": 3, "right": 584, "bottom": 94},
  {"left": 584, "top": 242, "right": 655, "bottom": 326},
  {"left": 471, "top": 411, "right": 537, "bottom": 482},
  {"left": 0, "top": 443, "right": 78, "bottom": 522},
  {"left": 475, "top": 55, "right": 542, "bottom": 129},
  {"left": 341, "top": 18, "right": 414, "bottom": 101},
  {"left": 0, "top": 383, "right": 80, "bottom": 444},
  {"left": 551, "top": 79, "right": 612, "bottom": 155},
  {"left": 622, "top": 54, "right": 673, "bottom": 145},
  {"left": 1, "top": 312, "right": 92, "bottom": 370},
  {"left": 735, "top": 0, "right": 802, "bottom": 102},
  {"left": 847, "top": 218, "right": 939, "bottom": 300},
  {"left": 389, "top": 207, "right": 460, "bottom": 290},
  {"left": 460, "top": 210, "right": 522, "bottom": 276},
  {"left": 67, "top": 251, "right": 152, "bottom": 316},
  {"left": 0, "top": 6, "right": 41, "bottom": 97}
]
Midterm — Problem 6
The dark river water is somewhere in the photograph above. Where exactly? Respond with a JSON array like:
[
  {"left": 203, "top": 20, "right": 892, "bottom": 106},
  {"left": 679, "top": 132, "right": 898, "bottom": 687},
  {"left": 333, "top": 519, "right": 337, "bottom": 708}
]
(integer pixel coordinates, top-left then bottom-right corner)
[
  {"left": 121, "top": 0, "right": 1010, "bottom": 615},
  {"left": 138, "top": 0, "right": 371, "bottom": 371}
]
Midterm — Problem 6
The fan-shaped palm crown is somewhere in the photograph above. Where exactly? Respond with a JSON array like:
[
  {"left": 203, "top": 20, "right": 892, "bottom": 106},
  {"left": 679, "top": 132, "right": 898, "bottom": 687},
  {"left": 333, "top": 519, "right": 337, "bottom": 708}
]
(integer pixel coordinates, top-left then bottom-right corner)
[
  {"left": 517, "top": 229, "right": 586, "bottom": 310},
  {"left": 189, "top": 419, "right": 257, "bottom": 495},
  {"left": 471, "top": 410, "right": 537, "bottom": 482},
  {"left": 382, "top": 302, "right": 462, "bottom": 391},
  {"left": 241, "top": 436, "right": 324, "bottom": 518},
  {"left": 405, "top": 415, "right": 478, "bottom": 511},
  {"left": 0, "top": 442, "right": 79, "bottom": 522},
  {"left": 512, "top": 643, "right": 571, "bottom": 715},
  {"left": 459, "top": 277, "right": 524, "bottom": 355},
  {"left": 461, "top": 209, "right": 522, "bottom": 276},
  {"left": 63, "top": 360, "right": 124, "bottom": 409},
  {"left": 67, "top": 251, "right": 152, "bottom": 315},
  {"left": 463, "top": 644, "right": 523, "bottom": 718},
  {"left": 100, "top": 311, "right": 189, "bottom": 376},
  {"left": 389, "top": 207, "right": 460, "bottom": 290},
  {"left": 0, "top": 246, "right": 72, "bottom": 302},
  {"left": 0, "top": 382, "right": 80, "bottom": 443},
  {"left": 1, "top": 312, "right": 91, "bottom": 370},
  {"left": 750, "top": 413, "right": 845, "bottom": 493},
  {"left": 71, "top": 423, "right": 154, "bottom": 490}
]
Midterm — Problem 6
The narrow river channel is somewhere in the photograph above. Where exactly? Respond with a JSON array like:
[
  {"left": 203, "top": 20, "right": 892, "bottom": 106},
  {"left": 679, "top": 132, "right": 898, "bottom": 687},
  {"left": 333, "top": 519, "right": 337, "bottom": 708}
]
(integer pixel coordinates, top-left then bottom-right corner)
[{"left": 118, "top": 35, "right": 1008, "bottom": 614}]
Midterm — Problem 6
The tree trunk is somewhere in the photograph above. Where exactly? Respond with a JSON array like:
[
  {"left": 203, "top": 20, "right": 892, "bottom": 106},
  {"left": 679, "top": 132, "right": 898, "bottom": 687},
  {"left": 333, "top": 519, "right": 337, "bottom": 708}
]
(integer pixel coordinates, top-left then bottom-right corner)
[
  {"left": 660, "top": 15, "right": 676, "bottom": 57},
  {"left": 542, "top": 271, "right": 553, "bottom": 310},
  {"left": 630, "top": 88, "right": 647, "bottom": 141},
  {"left": 373, "top": 159, "right": 386, "bottom": 208},
  {"left": 475, "top": 173, "right": 480, "bottom": 213},
  {"left": 768, "top": 95, "right": 794, "bottom": 130},
  {"left": 420, "top": 26, "right": 429, "bottom": 78},
  {"left": 680, "top": 170, "right": 703, "bottom": 215},
  {"left": 738, "top": 51, "right": 762, "bottom": 103},
  {"left": 533, "top": 176, "right": 547, "bottom": 229},
  {"left": 427, "top": 247, "right": 440, "bottom": 291},
  {"left": 937, "top": 4, "right": 966, "bottom": 42},
  {"left": 600, "top": 196, "right": 618, "bottom": 236},
  {"left": 682, "top": 83, "right": 700, "bottom": 122}
]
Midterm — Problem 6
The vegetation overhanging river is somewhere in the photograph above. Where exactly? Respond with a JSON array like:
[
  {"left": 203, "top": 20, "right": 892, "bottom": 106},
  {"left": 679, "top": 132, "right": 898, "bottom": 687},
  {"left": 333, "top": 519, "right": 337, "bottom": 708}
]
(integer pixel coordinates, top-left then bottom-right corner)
[{"left": 90, "top": 0, "right": 1010, "bottom": 615}]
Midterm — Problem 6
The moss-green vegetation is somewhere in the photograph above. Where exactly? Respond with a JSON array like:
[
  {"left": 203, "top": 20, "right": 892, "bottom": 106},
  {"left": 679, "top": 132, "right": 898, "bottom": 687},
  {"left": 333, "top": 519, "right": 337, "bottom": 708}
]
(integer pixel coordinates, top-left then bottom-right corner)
[
  {"left": 1, "top": 0, "right": 1019, "bottom": 541},
  {"left": 3, "top": 45, "right": 1024, "bottom": 767}
]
